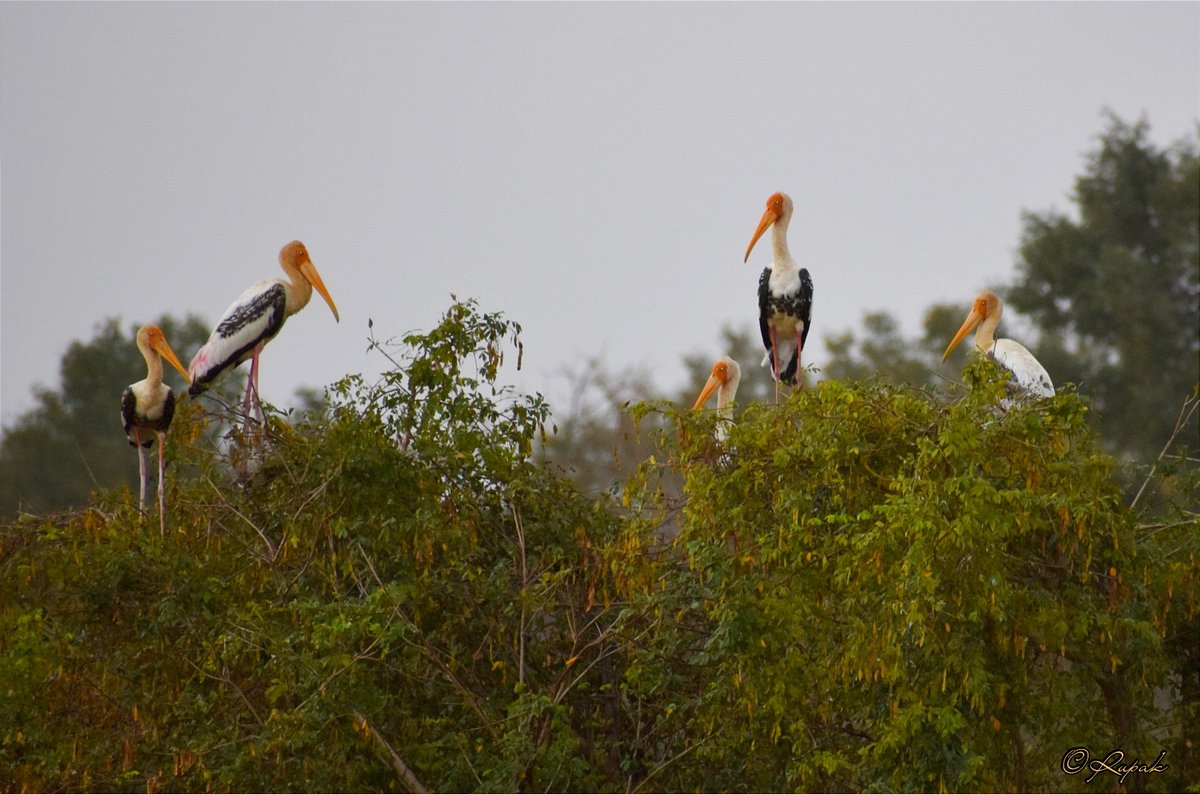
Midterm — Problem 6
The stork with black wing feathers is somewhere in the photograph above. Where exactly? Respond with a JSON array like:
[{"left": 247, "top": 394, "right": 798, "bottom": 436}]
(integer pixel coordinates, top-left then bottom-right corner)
[{"left": 744, "top": 192, "right": 813, "bottom": 403}]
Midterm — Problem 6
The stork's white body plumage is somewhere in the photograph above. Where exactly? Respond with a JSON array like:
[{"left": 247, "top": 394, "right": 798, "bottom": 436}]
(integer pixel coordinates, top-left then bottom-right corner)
[
  {"left": 989, "top": 338, "right": 1054, "bottom": 398},
  {"left": 944, "top": 290, "right": 1054, "bottom": 400},
  {"left": 188, "top": 241, "right": 339, "bottom": 427},
  {"left": 126, "top": 380, "right": 174, "bottom": 430}
]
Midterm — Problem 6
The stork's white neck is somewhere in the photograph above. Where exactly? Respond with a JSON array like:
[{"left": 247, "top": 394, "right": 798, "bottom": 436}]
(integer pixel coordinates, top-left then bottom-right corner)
[
  {"left": 716, "top": 363, "right": 740, "bottom": 417},
  {"left": 138, "top": 336, "right": 163, "bottom": 389},
  {"left": 973, "top": 308, "right": 1002, "bottom": 354},
  {"left": 771, "top": 213, "right": 797, "bottom": 271}
]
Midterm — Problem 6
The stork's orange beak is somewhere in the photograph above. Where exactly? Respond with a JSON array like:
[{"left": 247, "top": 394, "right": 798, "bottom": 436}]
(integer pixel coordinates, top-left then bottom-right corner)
[
  {"left": 942, "top": 303, "right": 985, "bottom": 362},
  {"left": 152, "top": 334, "right": 191, "bottom": 384},
  {"left": 300, "top": 258, "right": 340, "bottom": 322},
  {"left": 693, "top": 372, "right": 723, "bottom": 410},
  {"left": 744, "top": 204, "right": 781, "bottom": 263}
]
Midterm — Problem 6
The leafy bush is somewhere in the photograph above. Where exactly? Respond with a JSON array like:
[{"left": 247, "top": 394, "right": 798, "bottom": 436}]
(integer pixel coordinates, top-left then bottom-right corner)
[{"left": 2, "top": 302, "right": 1195, "bottom": 792}]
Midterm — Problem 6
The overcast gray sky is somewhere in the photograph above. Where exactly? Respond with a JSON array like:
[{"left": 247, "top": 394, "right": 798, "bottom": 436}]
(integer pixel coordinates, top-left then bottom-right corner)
[{"left": 2, "top": 2, "right": 1197, "bottom": 427}]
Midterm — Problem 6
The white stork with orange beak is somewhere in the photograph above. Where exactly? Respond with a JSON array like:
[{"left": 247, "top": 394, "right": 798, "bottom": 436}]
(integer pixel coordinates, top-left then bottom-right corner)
[
  {"left": 692, "top": 356, "right": 741, "bottom": 442},
  {"left": 188, "top": 241, "right": 339, "bottom": 426},
  {"left": 943, "top": 289, "right": 1054, "bottom": 399},
  {"left": 122, "top": 325, "right": 191, "bottom": 534},
  {"left": 744, "top": 192, "right": 813, "bottom": 403}
]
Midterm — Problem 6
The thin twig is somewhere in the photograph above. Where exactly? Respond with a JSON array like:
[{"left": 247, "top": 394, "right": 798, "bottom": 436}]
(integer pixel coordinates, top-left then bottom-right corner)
[
  {"left": 183, "top": 658, "right": 264, "bottom": 727},
  {"left": 353, "top": 712, "right": 428, "bottom": 794},
  {"left": 629, "top": 733, "right": 712, "bottom": 794},
  {"left": 513, "top": 502, "right": 528, "bottom": 688},
  {"left": 1131, "top": 392, "right": 1199, "bottom": 512},
  {"left": 205, "top": 475, "right": 277, "bottom": 561}
]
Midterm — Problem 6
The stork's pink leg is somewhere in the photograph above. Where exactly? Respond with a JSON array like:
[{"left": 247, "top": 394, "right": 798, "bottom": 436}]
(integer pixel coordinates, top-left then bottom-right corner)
[
  {"left": 136, "top": 430, "right": 147, "bottom": 516},
  {"left": 249, "top": 347, "right": 266, "bottom": 425},
  {"left": 769, "top": 326, "right": 780, "bottom": 405},
  {"left": 242, "top": 347, "right": 266, "bottom": 431},
  {"left": 796, "top": 329, "right": 804, "bottom": 390},
  {"left": 242, "top": 365, "right": 255, "bottom": 431},
  {"left": 157, "top": 432, "right": 167, "bottom": 536}
]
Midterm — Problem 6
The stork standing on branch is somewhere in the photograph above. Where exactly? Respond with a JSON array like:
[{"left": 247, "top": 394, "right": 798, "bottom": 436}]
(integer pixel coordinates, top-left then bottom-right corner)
[
  {"left": 122, "top": 325, "right": 191, "bottom": 534},
  {"left": 188, "top": 241, "right": 339, "bottom": 429},
  {"left": 942, "top": 289, "right": 1055, "bottom": 399},
  {"left": 744, "top": 192, "right": 813, "bottom": 403}
]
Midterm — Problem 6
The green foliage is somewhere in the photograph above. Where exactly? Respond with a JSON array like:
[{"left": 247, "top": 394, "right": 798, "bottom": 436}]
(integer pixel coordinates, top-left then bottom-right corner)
[
  {"left": 4, "top": 302, "right": 1195, "bottom": 791},
  {"left": 1, "top": 300, "right": 623, "bottom": 792},
  {"left": 612, "top": 363, "right": 1197, "bottom": 792}
]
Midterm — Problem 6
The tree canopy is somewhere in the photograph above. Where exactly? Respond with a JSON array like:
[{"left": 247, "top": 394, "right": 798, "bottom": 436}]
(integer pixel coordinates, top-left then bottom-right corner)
[{"left": 2, "top": 299, "right": 1196, "bottom": 792}]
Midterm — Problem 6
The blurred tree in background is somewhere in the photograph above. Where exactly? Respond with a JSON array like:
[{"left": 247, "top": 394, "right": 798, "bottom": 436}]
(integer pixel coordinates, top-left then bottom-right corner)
[
  {"left": 822, "top": 303, "right": 964, "bottom": 387},
  {"left": 537, "top": 355, "right": 661, "bottom": 497},
  {"left": 1009, "top": 112, "right": 1199, "bottom": 463}
]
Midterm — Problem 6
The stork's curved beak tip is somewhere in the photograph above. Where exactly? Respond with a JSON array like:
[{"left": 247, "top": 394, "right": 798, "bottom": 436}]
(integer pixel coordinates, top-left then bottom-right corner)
[
  {"left": 943, "top": 308, "right": 983, "bottom": 362},
  {"left": 744, "top": 205, "right": 780, "bottom": 263},
  {"left": 153, "top": 337, "right": 192, "bottom": 384},
  {"left": 693, "top": 374, "right": 721, "bottom": 410},
  {"left": 301, "top": 260, "right": 340, "bottom": 323}
]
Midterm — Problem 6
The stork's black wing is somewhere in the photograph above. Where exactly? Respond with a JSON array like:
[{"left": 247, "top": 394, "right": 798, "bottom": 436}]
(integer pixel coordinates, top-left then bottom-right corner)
[
  {"left": 797, "top": 268, "right": 814, "bottom": 352},
  {"left": 121, "top": 387, "right": 139, "bottom": 445},
  {"left": 757, "top": 267, "right": 773, "bottom": 354},
  {"left": 189, "top": 282, "right": 288, "bottom": 396}
]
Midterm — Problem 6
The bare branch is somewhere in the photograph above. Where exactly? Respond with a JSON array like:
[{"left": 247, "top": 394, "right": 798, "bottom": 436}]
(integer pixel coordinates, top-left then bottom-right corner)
[
  {"left": 513, "top": 502, "right": 528, "bottom": 688},
  {"left": 204, "top": 475, "right": 277, "bottom": 561},
  {"left": 1131, "top": 391, "right": 1199, "bottom": 512},
  {"left": 353, "top": 712, "right": 428, "bottom": 794}
]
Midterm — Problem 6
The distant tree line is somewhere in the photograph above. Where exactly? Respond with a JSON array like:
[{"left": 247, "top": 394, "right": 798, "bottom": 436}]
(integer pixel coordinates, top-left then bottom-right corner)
[{"left": 3, "top": 114, "right": 1195, "bottom": 517}]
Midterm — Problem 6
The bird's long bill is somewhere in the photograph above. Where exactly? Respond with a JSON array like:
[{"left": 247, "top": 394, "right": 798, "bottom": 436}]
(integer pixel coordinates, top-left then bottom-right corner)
[
  {"left": 744, "top": 205, "right": 780, "bottom": 262},
  {"left": 942, "top": 308, "right": 983, "bottom": 362},
  {"left": 152, "top": 336, "right": 192, "bottom": 384},
  {"left": 301, "top": 260, "right": 340, "bottom": 322},
  {"left": 693, "top": 374, "right": 722, "bottom": 410}
]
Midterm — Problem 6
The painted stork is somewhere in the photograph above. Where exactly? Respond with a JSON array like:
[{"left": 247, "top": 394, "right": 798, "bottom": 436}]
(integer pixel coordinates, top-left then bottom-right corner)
[
  {"left": 692, "top": 356, "right": 741, "bottom": 442},
  {"left": 188, "top": 241, "right": 339, "bottom": 426},
  {"left": 942, "top": 289, "right": 1054, "bottom": 399},
  {"left": 744, "top": 192, "right": 813, "bottom": 402},
  {"left": 122, "top": 325, "right": 191, "bottom": 534}
]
